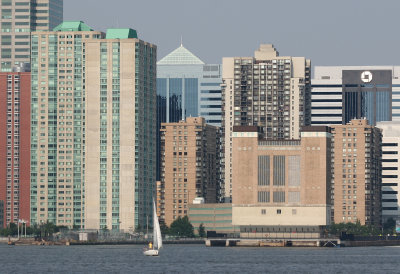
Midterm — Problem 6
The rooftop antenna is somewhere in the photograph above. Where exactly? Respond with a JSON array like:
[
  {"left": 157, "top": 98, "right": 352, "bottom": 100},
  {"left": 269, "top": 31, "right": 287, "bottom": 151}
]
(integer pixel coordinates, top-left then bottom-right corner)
[{"left": 180, "top": 35, "right": 183, "bottom": 47}]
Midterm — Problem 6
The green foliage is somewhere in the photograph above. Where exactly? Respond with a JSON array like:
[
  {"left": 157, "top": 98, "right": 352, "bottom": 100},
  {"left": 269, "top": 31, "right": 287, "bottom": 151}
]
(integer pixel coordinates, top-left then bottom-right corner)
[
  {"left": 328, "top": 220, "right": 381, "bottom": 236},
  {"left": 102, "top": 225, "right": 109, "bottom": 234},
  {"left": 383, "top": 218, "right": 396, "bottom": 234},
  {"left": 0, "top": 222, "right": 67, "bottom": 237},
  {"left": 169, "top": 216, "right": 194, "bottom": 238},
  {"left": 160, "top": 222, "right": 169, "bottom": 235},
  {"left": 43, "top": 221, "right": 57, "bottom": 237},
  {"left": 198, "top": 223, "right": 206, "bottom": 238}
]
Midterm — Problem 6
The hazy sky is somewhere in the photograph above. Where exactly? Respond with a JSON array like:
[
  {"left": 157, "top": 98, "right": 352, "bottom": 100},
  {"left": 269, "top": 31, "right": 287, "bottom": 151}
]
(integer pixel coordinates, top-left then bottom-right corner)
[{"left": 65, "top": 0, "right": 400, "bottom": 66}]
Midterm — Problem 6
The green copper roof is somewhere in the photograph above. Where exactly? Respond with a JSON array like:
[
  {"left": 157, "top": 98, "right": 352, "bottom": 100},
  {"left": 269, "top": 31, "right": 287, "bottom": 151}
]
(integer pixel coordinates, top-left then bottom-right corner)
[
  {"left": 106, "top": 28, "right": 138, "bottom": 39},
  {"left": 53, "top": 21, "right": 94, "bottom": 32},
  {"left": 157, "top": 45, "right": 204, "bottom": 65}
]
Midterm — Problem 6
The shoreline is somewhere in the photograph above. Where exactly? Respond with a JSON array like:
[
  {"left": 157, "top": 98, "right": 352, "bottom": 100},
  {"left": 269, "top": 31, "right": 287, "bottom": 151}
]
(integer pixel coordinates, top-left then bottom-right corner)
[{"left": 3, "top": 237, "right": 400, "bottom": 247}]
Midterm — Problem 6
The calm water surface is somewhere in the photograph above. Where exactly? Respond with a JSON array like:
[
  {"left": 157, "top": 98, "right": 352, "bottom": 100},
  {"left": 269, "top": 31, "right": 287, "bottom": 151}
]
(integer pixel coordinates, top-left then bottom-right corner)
[{"left": 1, "top": 244, "right": 399, "bottom": 273}]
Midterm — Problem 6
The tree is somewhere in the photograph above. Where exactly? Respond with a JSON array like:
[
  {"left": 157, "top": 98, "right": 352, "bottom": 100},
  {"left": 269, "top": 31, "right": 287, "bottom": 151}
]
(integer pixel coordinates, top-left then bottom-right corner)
[
  {"left": 169, "top": 216, "right": 194, "bottom": 238},
  {"left": 328, "top": 221, "right": 381, "bottom": 236},
  {"left": 198, "top": 223, "right": 206, "bottom": 238},
  {"left": 383, "top": 218, "right": 396, "bottom": 234},
  {"left": 102, "top": 225, "right": 109, "bottom": 234},
  {"left": 43, "top": 221, "right": 57, "bottom": 237},
  {"left": 8, "top": 223, "right": 18, "bottom": 236},
  {"left": 160, "top": 222, "right": 169, "bottom": 236}
]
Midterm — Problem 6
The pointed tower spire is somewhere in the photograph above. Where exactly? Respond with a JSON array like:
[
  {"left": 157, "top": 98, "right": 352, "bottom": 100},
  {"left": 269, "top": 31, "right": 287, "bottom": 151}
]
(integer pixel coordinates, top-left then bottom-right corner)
[
  {"left": 180, "top": 35, "right": 183, "bottom": 47},
  {"left": 157, "top": 43, "right": 205, "bottom": 65}
]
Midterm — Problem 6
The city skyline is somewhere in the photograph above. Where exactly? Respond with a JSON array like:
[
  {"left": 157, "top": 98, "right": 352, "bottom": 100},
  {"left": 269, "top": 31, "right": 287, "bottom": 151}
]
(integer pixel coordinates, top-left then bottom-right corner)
[
  {"left": 65, "top": 0, "right": 400, "bottom": 66},
  {"left": 0, "top": 0, "right": 396, "bottom": 233}
]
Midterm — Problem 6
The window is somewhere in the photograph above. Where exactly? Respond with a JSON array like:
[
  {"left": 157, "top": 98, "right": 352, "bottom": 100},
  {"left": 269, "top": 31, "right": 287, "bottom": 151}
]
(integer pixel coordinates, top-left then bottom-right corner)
[
  {"left": 277, "top": 209, "right": 281, "bottom": 214},
  {"left": 273, "top": 191, "right": 285, "bottom": 203},
  {"left": 261, "top": 209, "right": 266, "bottom": 215},
  {"left": 257, "top": 191, "right": 270, "bottom": 203}
]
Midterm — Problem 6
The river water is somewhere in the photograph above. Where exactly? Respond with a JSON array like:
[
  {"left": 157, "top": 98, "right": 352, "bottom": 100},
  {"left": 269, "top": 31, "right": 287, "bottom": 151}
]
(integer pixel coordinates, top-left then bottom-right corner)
[{"left": 1, "top": 244, "right": 399, "bottom": 273}]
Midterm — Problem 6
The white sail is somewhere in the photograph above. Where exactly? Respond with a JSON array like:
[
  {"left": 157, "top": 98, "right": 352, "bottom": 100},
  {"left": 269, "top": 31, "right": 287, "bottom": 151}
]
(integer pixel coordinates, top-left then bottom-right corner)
[{"left": 153, "top": 199, "right": 163, "bottom": 250}]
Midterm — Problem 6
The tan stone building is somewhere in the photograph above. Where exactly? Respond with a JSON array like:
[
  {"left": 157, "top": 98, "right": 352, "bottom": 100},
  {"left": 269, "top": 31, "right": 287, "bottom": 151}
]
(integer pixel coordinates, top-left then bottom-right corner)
[
  {"left": 231, "top": 126, "right": 331, "bottom": 238},
  {"left": 331, "top": 119, "right": 382, "bottom": 226},
  {"left": 160, "top": 117, "right": 219, "bottom": 225},
  {"left": 156, "top": 181, "right": 163, "bottom": 220},
  {"left": 85, "top": 29, "right": 156, "bottom": 231},
  {"left": 30, "top": 23, "right": 157, "bottom": 231},
  {"left": 222, "top": 44, "right": 311, "bottom": 202},
  {"left": 30, "top": 21, "right": 104, "bottom": 227}
]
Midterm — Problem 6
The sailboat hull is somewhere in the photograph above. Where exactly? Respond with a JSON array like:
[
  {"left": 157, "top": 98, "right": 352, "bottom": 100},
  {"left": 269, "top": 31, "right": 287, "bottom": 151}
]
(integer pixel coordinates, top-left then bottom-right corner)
[{"left": 143, "top": 249, "right": 159, "bottom": 256}]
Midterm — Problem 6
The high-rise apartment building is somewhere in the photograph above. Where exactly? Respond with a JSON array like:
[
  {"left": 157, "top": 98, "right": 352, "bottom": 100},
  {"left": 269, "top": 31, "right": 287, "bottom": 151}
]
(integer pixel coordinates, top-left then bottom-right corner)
[
  {"left": 159, "top": 117, "right": 219, "bottom": 225},
  {"left": 222, "top": 44, "right": 311, "bottom": 202},
  {"left": 231, "top": 126, "right": 331, "bottom": 238},
  {"left": 0, "top": 0, "right": 63, "bottom": 72},
  {"left": 30, "top": 21, "right": 104, "bottom": 228},
  {"left": 85, "top": 28, "right": 156, "bottom": 231},
  {"left": 376, "top": 121, "right": 400, "bottom": 223},
  {"left": 0, "top": 69, "right": 30, "bottom": 227},
  {"left": 311, "top": 66, "right": 400, "bottom": 126},
  {"left": 331, "top": 119, "right": 382, "bottom": 225}
]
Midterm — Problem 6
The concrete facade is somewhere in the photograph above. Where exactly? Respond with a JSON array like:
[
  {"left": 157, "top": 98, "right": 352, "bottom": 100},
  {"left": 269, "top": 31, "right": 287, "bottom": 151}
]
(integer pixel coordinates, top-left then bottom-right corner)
[
  {"left": 0, "top": 71, "right": 30, "bottom": 226},
  {"left": 331, "top": 119, "right": 382, "bottom": 225},
  {"left": 222, "top": 44, "right": 311, "bottom": 202},
  {"left": 0, "top": 0, "right": 63, "bottom": 71},
  {"left": 30, "top": 22, "right": 104, "bottom": 227},
  {"left": 376, "top": 121, "right": 400, "bottom": 223},
  {"left": 160, "top": 117, "right": 219, "bottom": 225},
  {"left": 84, "top": 31, "right": 156, "bottom": 231},
  {"left": 231, "top": 126, "right": 331, "bottom": 236}
]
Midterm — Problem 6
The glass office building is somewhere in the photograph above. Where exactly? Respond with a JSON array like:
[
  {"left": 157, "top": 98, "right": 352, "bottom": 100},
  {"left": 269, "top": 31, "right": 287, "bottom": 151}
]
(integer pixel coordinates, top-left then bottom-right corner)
[
  {"left": 311, "top": 66, "right": 400, "bottom": 126},
  {"left": 156, "top": 45, "right": 222, "bottom": 180},
  {"left": 157, "top": 44, "right": 222, "bottom": 126}
]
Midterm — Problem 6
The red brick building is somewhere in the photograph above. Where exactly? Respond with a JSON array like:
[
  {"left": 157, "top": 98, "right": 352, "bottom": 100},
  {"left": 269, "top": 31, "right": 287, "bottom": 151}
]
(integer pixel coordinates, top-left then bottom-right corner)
[{"left": 0, "top": 71, "right": 30, "bottom": 227}]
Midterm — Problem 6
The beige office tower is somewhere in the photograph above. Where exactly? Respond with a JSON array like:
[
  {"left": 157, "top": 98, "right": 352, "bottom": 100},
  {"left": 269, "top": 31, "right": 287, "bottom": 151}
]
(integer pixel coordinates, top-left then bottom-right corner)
[
  {"left": 376, "top": 121, "right": 400, "bottom": 223},
  {"left": 331, "top": 119, "right": 382, "bottom": 225},
  {"left": 0, "top": 0, "right": 63, "bottom": 71},
  {"left": 231, "top": 126, "right": 331, "bottom": 238},
  {"left": 159, "top": 117, "right": 219, "bottom": 225},
  {"left": 85, "top": 29, "right": 157, "bottom": 231},
  {"left": 30, "top": 22, "right": 104, "bottom": 227},
  {"left": 222, "top": 44, "right": 311, "bottom": 202}
]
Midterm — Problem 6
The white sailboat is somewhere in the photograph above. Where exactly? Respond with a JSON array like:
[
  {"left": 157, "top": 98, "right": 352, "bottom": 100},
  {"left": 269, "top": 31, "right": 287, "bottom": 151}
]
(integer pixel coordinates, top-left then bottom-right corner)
[{"left": 143, "top": 200, "right": 163, "bottom": 256}]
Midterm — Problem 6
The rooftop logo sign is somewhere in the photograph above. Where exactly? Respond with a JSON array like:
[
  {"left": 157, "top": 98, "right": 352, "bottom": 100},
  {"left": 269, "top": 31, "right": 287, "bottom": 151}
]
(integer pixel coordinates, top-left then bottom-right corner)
[{"left": 361, "top": 71, "right": 373, "bottom": 83}]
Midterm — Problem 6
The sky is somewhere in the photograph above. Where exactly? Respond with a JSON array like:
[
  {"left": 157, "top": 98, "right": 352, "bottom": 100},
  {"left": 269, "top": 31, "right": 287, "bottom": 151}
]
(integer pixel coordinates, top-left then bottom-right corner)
[{"left": 65, "top": 0, "right": 400, "bottom": 66}]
